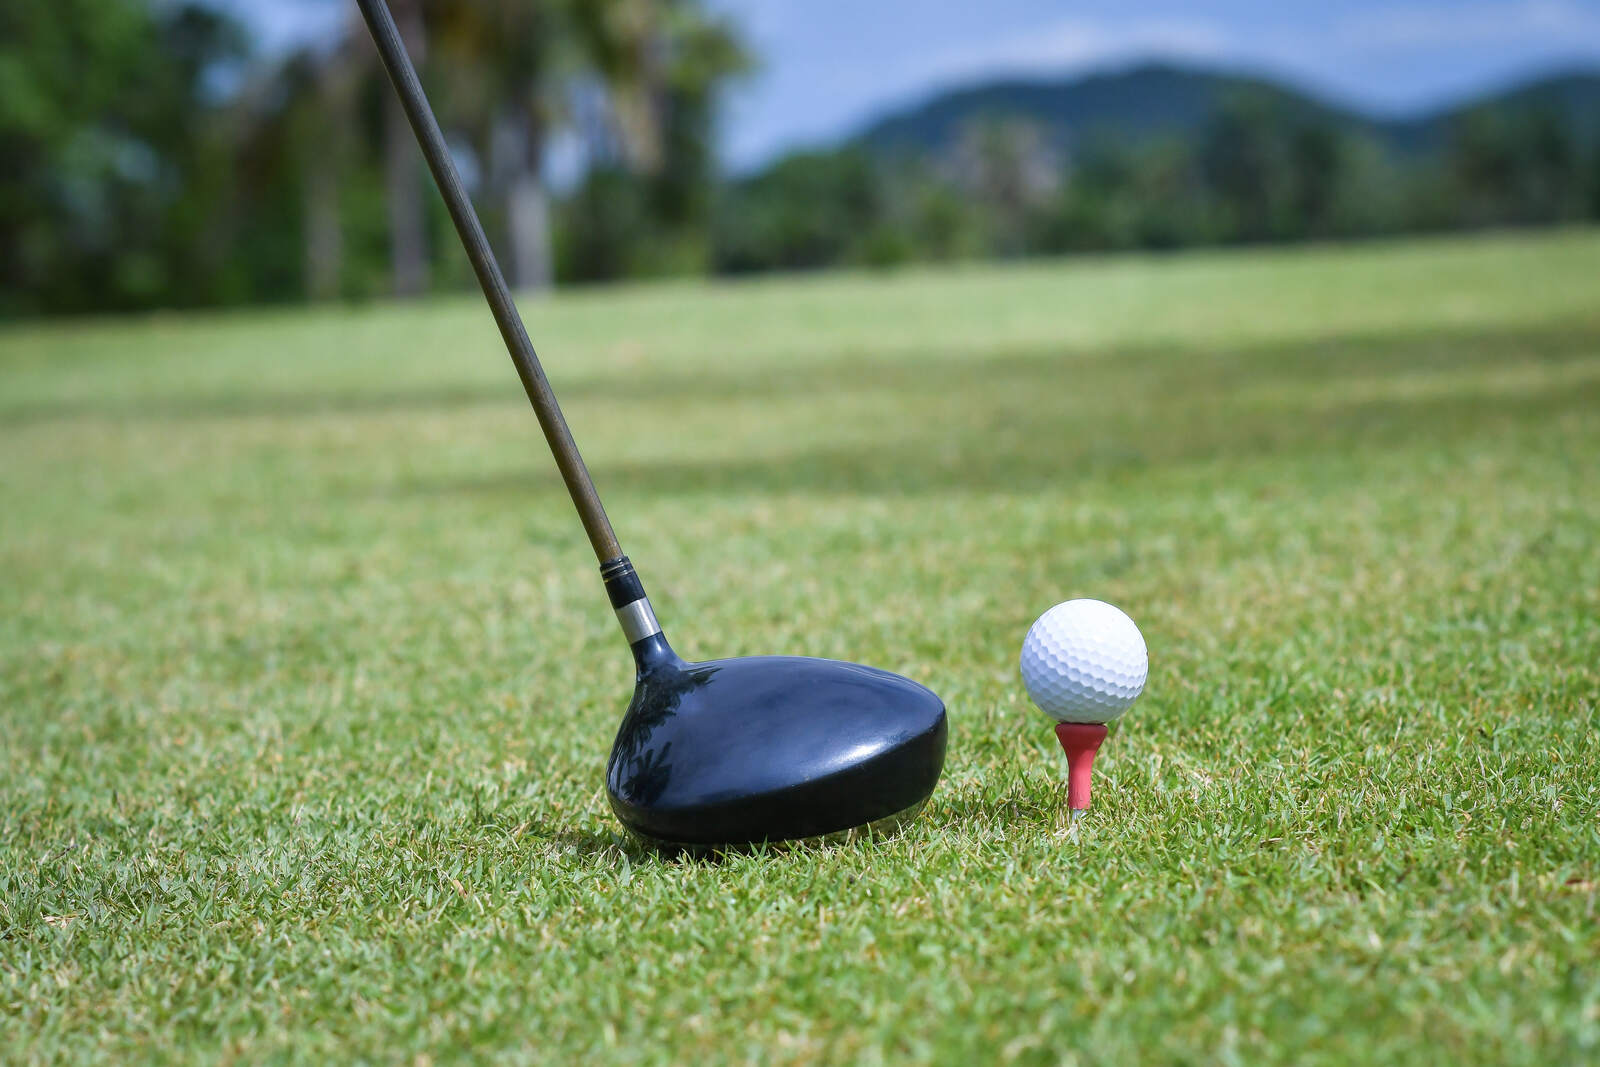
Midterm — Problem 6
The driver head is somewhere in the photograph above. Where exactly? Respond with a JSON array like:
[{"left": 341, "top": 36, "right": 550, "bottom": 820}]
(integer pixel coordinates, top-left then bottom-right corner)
[{"left": 606, "top": 642, "right": 947, "bottom": 849}]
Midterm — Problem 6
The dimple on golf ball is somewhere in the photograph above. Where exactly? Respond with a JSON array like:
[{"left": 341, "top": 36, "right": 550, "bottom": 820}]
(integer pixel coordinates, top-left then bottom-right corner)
[{"left": 1020, "top": 599, "right": 1148, "bottom": 723}]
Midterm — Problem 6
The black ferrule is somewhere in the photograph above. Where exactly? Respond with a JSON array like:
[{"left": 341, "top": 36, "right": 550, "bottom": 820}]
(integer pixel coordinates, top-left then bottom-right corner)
[
  {"left": 628, "top": 631, "right": 679, "bottom": 672},
  {"left": 600, "top": 555, "right": 648, "bottom": 609}
]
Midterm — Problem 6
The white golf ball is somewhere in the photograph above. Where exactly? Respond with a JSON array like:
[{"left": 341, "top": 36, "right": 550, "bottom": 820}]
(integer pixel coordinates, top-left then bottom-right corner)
[{"left": 1020, "top": 599, "right": 1148, "bottom": 723}]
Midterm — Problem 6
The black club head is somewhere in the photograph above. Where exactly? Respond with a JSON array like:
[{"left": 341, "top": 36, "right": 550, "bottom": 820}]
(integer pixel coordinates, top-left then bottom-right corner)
[{"left": 607, "top": 638, "right": 947, "bottom": 849}]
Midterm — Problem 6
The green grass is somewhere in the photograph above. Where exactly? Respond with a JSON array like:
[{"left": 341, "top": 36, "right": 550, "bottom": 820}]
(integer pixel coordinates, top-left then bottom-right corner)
[{"left": 2, "top": 230, "right": 1598, "bottom": 1064}]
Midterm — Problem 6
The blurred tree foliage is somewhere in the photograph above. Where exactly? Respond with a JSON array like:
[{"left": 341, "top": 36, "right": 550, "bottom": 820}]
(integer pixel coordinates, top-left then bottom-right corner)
[
  {"left": 1, "top": 0, "right": 747, "bottom": 315},
  {"left": 558, "top": 0, "right": 750, "bottom": 281},
  {"left": 711, "top": 149, "right": 887, "bottom": 273},
  {"left": 1, "top": 0, "right": 248, "bottom": 313},
  {"left": 713, "top": 91, "right": 1600, "bottom": 276},
  {"left": 2, "top": 2, "right": 1597, "bottom": 316}
]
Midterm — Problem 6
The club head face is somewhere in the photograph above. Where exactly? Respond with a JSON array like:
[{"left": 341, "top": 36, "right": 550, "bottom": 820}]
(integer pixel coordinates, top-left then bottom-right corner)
[{"left": 606, "top": 653, "right": 947, "bottom": 849}]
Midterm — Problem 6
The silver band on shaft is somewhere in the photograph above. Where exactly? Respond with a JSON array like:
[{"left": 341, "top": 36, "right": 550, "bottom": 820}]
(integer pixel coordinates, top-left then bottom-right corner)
[{"left": 615, "top": 598, "right": 663, "bottom": 644}]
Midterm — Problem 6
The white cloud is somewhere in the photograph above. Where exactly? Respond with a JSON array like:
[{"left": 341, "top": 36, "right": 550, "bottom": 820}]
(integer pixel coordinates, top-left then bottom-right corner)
[
  {"left": 917, "top": 2, "right": 1600, "bottom": 86},
  {"left": 915, "top": 16, "right": 1236, "bottom": 88},
  {"left": 904, "top": 2, "right": 1600, "bottom": 92},
  {"left": 1334, "top": 0, "right": 1600, "bottom": 51}
]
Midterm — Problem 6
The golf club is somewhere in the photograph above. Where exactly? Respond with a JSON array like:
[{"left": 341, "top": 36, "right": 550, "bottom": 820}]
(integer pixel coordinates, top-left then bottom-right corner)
[{"left": 355, "top": 0, "right": 947, "bottom": 849}]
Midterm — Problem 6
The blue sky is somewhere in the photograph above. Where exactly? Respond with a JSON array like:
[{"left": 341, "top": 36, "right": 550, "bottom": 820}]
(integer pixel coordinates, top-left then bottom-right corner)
[{"left": 218, "top": 0, "right": 1600, "bottom": 170}]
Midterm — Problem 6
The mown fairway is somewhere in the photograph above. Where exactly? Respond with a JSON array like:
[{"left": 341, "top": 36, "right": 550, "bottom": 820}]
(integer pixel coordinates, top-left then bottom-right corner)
[{"left": 3, "top": 231, "right": 1598, "bottom": 1063}]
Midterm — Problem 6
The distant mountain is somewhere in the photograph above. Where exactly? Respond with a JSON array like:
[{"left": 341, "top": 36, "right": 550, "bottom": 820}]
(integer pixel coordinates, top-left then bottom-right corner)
[
  {"left": 851, "top": 62, "right": 1600, "bottom": 161},
  {"left": 1386, "top": 69, "right": 1600, "bottom": 154}
]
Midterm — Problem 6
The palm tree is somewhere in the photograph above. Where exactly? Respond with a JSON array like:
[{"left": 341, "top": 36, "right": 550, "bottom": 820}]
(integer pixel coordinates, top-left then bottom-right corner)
[
  {"left": 575, "top": 0, "right": 749, "bottom": 205},
  {"left": 428, "top": 0, "right": 572, "bottom": 292},
  {"left": 277, "top": 45, "right": 360, "bottom": 301},
  {"left": 383, "top": 0, "right": 431, "bottom": 295}
]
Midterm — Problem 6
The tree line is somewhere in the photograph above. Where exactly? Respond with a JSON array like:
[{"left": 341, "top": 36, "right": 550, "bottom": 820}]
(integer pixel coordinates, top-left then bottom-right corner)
[
  {"left": 4, "top": 1, "right": 1597, "bottom": 317},
  {"left": 714, "top": 99, "right": 1600, "bottom": 274}
]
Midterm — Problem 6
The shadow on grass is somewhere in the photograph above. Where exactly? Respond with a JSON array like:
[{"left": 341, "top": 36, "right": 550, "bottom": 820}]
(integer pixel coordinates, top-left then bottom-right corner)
[
  {"left": 3, "top": 318, "right": 1595, "bottom": 429},
  {"left": 532, "top": 817, "right": 944, "bottom": 865},
  {"left": 530, "top": 820, "right": 768, "bottom": 866},
  {"left": 397, "top": 321, "right": 1600, "bottom": 497}
]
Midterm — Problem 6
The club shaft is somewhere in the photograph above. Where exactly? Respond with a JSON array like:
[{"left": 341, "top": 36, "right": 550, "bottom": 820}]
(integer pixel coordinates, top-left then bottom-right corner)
[{"left": 356, "top": 0, "right": 622, "bottom": 565}]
